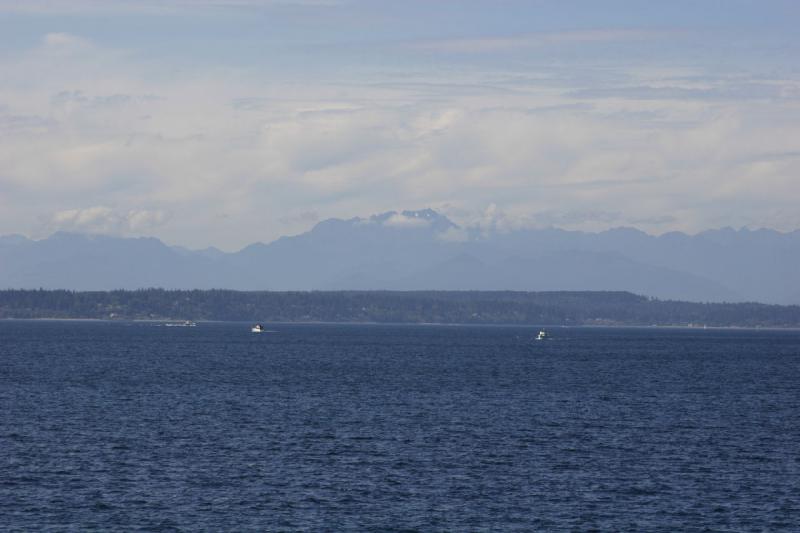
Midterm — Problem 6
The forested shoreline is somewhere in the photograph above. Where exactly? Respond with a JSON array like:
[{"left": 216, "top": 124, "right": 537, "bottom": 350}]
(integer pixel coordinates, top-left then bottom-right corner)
[{"left": 1, "top": 289, "right": 799, "bottom": 327}]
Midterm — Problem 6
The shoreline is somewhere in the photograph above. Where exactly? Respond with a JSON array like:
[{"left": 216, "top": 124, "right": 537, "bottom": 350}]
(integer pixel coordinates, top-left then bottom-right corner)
[{"left": 2, "top": 317, "right": 799, "bottom": 331}]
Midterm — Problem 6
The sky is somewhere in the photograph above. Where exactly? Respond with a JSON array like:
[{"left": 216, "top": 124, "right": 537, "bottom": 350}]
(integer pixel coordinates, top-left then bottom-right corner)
[{"left": 1, "top": 0, "right": 799, "bottom": 250}]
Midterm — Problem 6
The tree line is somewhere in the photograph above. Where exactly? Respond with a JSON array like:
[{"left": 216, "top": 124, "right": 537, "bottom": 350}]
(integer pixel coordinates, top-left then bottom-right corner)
[{"left": 1, "top": 289, "right": 799, "bottom": 327}]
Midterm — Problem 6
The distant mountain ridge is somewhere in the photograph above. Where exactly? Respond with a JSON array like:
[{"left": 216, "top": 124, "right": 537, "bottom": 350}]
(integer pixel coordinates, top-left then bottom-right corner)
[{"left": 2, "top": 209, "right": 799, "bottom": 304}]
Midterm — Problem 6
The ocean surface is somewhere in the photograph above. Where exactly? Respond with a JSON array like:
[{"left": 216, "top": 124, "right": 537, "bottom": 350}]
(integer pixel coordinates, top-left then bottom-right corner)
[{"left": 2, "top": 321, "right": 800, "bottom": 531}]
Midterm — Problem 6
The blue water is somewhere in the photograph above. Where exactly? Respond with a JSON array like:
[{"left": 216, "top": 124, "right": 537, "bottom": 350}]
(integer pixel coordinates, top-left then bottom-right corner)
[{"left": 2, "top": 321, "right": 800, "bottom": 531}]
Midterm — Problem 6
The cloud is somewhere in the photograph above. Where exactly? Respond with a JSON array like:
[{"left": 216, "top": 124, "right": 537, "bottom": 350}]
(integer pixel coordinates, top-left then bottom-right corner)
[
  {"left": 410, "top": 29, "right": 668, "bottom": 54},
  {"left": 629, "top": 215, "right": 677, "bottom": 226},
  {"left": 42, "top": 32, "right": 91, "bottom": 48},
  {"left": 0, "top": 113, "right": 53, "bottom": 134},
  {"left": 278, "top": 211, "right": 320, "bottom": 226},
  {"left": 1, "top": 20, "right": 800, "bottom": 248},
  {"left": 47, "top": 207, "right": 170, "bottom": 235},
  {"left": 0, "top": 0, "right": 343, "bottom": 14},
  {"left": 531, "top": 210, "right": 623, "bottom": 227},
  {"left": 383, "top": 213, "right": 431, "bottom": 229},
  {"left": 569, "top": 83, "right": 800, "bottom": 102}
]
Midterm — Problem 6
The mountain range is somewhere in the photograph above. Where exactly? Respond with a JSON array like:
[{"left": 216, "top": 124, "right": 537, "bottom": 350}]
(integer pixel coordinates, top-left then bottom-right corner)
[{"left": 2, "top": 209, "right": 798, "bottom": 304}]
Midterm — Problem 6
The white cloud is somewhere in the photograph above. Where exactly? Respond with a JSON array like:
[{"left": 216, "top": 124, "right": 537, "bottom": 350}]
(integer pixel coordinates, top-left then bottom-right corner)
[
  {"left": 0, "top": 0, "right": 348, "bottom": 16},
  {"left": 0, "top": 0, "right": 343, "bottom": 14},
  {"left": 1, "top": 26, "right": 800, "bottom": 249},
  {"left": 47, "top": 207, "right": 170, "bottom": 235},
  {"left": 42, "top": 32, "right": 91, "bottom": 48},
  {"left": 410, "top": 29, "right": 669, "bottom": 54},
  {"left": 383, "top": 213, "right": 431, "bottom": 229}
]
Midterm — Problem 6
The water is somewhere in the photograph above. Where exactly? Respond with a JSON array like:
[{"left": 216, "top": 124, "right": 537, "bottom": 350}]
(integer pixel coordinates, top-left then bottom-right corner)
[{"left": 2, "top": 321, "right": 800, "bottom": 531}]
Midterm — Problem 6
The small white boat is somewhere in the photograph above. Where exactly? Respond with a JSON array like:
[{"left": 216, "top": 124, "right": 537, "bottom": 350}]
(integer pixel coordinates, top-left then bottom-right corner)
[
  {"left": 536, "top": 329, "right": 550, "bottom": 340},
  {"left": 251, "top": 324, "right": 265, "bottom": 333}
]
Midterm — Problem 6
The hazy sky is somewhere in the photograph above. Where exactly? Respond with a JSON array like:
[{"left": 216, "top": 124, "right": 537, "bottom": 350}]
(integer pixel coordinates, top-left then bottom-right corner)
[{"left": 1, "top": 0, "right": 799, "bottom": 249}]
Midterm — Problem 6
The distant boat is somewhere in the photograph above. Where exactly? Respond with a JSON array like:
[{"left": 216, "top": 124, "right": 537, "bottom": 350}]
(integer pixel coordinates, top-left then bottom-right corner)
[
  {"left": 166, "top": 320, "right": 197, "bottom": 327},
  {"left": 251, "top": 324, "right": 265, "bottom": 333},
  {"left": 536, "top": 329, "right": 550, "bottom": 341}
]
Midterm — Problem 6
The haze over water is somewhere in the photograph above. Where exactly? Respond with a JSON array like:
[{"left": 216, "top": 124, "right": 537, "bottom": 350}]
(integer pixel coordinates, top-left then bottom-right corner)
[{"left": 3, "top": 321, "right": 799, "bottom": 530}]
